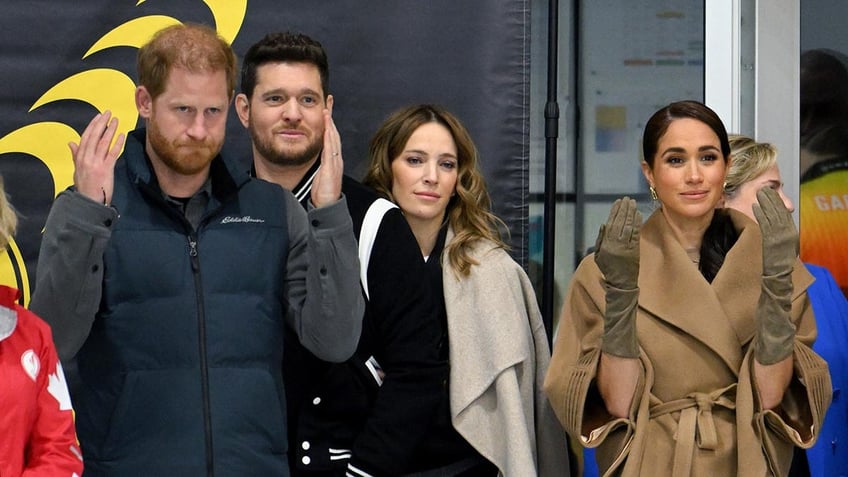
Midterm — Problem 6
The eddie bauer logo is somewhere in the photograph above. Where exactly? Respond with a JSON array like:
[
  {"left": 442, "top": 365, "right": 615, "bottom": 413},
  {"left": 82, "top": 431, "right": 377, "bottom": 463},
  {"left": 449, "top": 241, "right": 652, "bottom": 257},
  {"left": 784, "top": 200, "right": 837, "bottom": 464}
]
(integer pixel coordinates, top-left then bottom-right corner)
[{"left": 221, "top": 216, "right": 266, "bottom": 224}]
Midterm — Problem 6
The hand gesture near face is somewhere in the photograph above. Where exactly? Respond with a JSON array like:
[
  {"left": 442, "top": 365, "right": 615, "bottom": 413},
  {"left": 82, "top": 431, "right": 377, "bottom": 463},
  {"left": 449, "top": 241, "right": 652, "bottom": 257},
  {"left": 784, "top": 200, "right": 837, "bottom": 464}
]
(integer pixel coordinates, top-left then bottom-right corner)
[
  {"left": 595, "top": 197, "right": 642, "bottom": 290},
  {"left": 70, "top": 111, "right": 126, "bottom": 205},
  {"left": 310, "top": 109, "right": 343, "bottom": 208},
  {"left": 594, "top": 197, "right": 642, "bottom": 359},
  {"left": 751, "top": 186, "right": 798, "bottom": 365},
  {"left": 752, "top": 187, "right": 798, "bottom": 277}
]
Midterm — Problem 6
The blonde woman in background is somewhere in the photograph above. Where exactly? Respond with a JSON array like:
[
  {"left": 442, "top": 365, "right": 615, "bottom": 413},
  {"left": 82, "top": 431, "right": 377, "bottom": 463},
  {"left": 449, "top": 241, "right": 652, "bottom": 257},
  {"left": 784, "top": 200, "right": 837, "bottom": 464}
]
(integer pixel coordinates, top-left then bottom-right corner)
[
  {"left": 725, "top": 135, "right": 848, "bottom": 477},
  {"left": 0, "top": 177, "right": 83, "bottom": 476}
]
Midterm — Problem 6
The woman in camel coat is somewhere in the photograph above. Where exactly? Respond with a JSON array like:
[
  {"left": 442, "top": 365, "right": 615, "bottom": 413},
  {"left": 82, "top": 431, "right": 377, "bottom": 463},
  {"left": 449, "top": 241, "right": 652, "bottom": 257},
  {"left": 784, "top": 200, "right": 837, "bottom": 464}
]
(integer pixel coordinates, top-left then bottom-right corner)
[{"left": 545, "top": 101, "right": 831, "bottom": 477}]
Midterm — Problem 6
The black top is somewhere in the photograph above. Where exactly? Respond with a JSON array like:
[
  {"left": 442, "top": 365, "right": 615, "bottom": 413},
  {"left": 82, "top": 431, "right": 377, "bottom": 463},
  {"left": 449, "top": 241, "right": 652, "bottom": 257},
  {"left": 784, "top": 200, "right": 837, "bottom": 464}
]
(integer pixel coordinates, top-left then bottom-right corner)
[
  {"left": 281, "top": 160, "right": 455, "bottom": 476},
  {"left": 407, "top": 225, "right": 490, "bottom": 472}
]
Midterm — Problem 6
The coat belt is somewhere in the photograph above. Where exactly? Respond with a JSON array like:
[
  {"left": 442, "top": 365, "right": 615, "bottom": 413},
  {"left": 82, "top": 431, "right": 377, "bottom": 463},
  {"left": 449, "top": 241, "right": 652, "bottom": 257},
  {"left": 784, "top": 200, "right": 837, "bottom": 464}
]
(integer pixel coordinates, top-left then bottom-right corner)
[{"left": 650, "top": 383, "right": 737, "bottom": 477}]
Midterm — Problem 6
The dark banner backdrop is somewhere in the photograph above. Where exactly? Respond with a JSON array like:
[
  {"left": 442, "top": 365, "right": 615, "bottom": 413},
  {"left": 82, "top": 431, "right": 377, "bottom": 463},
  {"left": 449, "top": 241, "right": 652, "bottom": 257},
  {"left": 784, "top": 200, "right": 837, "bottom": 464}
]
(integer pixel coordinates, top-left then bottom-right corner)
[{"left": 0, "top": 0, "right": 531, "bottom": 305}]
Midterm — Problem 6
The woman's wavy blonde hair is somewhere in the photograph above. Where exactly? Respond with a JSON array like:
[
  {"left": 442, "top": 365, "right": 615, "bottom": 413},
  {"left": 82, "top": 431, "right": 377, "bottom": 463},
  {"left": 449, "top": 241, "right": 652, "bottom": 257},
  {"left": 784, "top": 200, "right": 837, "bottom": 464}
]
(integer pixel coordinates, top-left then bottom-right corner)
[
  {"left": 363, "top": 104, "right": 508, "bottom": 277},
  {"left": 0, "top": 176, "right": 18, "bottom": 251}
]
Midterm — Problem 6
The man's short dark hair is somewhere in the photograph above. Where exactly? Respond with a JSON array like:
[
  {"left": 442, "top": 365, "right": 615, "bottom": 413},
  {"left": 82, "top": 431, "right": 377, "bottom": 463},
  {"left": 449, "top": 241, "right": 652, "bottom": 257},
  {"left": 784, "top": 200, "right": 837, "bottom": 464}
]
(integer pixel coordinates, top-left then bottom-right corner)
[{"left": 240, "top": 31, "right": 329, "bottom": 99}]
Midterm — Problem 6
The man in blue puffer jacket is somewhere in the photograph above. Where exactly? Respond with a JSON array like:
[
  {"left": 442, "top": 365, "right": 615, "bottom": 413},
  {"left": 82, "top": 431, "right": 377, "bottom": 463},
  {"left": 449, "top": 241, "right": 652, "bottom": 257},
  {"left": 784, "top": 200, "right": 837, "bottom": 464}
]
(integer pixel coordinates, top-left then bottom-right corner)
[{"left": 29, "top": 23, "right": 363, "bottom": 477}]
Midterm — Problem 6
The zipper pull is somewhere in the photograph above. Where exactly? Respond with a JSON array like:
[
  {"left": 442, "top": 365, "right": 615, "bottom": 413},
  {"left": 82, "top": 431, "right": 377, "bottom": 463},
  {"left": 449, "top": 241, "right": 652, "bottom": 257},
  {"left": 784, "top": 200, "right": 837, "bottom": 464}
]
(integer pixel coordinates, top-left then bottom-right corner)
[{"left": 187, "top": 236, "right": 200, "bottom": 271}]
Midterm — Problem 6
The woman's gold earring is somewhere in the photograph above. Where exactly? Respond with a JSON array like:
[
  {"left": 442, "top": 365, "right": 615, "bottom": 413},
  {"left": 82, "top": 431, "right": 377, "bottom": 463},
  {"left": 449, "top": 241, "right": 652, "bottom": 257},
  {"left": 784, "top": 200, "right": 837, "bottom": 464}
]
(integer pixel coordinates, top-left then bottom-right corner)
[{"left": 649, "top": 186, "right": 658, "bottom": 201}]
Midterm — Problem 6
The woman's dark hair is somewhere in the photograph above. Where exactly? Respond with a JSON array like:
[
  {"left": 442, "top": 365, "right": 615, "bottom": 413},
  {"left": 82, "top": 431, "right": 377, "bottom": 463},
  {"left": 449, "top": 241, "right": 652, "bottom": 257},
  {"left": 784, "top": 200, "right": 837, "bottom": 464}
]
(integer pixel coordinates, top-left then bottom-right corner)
[
  {"left": 642, "top": 101, "right": 735, "bottom": 281},
  {"left": 699, "top": 210, "right": 738, "bottom": 283},
  {"left": 642, "top": 100, "right": 731, "bottom": 167},
  {"left": 801, "top": 48, "right": 848, "bottom": 139}
]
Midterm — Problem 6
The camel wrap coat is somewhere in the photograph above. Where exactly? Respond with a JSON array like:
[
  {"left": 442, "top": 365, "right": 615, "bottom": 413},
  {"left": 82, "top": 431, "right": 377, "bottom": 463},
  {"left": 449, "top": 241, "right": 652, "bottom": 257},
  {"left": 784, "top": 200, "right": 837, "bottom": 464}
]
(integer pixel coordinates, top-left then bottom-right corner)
[
  {"left": 443, "top": 230, "right": 570, "bottom": 476},
  {"left": 544, "top": 208, "right": 832, "bottom": 477}
]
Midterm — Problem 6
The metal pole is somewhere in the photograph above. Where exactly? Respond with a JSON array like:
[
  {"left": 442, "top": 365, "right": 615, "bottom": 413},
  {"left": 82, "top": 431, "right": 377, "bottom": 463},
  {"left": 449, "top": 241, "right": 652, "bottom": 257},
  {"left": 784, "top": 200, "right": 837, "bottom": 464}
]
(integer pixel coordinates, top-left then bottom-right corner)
[{"left": 542, "top": 0, "right": 559, "bottom": 343}]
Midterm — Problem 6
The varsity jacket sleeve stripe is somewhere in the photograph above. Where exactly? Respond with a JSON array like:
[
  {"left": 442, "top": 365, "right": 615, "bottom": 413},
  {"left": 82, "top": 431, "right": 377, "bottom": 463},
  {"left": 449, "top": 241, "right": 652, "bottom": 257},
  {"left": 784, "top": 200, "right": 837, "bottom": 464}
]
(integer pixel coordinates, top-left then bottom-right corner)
[{"left": 346, "top": 462, "right": 375, "bottom": 477}]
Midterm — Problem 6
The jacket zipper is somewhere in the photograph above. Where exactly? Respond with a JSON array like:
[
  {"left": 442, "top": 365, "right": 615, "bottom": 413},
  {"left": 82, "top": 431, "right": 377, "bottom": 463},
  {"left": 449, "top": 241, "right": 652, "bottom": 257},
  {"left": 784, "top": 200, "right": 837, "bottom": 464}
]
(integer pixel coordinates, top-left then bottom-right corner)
[{"left": 188, "top": 233, "right": 215, "bottom": 477}]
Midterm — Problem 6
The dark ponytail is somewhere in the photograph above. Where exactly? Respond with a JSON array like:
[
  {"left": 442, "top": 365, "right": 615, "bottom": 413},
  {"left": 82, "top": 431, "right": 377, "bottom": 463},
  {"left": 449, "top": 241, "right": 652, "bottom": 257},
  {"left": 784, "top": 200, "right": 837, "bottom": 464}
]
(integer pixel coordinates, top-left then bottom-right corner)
[{"left": 699, "top": 209, "right": 738, "bottom": 282}]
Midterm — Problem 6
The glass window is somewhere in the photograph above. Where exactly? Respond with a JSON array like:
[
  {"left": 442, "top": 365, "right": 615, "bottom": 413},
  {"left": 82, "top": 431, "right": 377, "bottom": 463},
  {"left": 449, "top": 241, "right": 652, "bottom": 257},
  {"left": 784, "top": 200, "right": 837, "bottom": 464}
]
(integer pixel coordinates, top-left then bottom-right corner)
[
  {"left": 798, "top": 0, "right": 848, "bottom": 297},
  {"left": 528, "top": 0, "right": 705, "bottom": 327}
]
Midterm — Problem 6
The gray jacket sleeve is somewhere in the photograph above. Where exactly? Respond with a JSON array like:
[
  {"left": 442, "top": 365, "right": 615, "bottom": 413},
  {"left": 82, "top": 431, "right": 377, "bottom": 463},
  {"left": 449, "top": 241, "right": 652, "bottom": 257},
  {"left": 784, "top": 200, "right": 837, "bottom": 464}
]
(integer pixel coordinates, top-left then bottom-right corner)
[
  {"left": 282, "top": 191, "right": 363, "bottom": 363},
  {"left": 29, "top": 190, "right": 116, "bottom": 361}
]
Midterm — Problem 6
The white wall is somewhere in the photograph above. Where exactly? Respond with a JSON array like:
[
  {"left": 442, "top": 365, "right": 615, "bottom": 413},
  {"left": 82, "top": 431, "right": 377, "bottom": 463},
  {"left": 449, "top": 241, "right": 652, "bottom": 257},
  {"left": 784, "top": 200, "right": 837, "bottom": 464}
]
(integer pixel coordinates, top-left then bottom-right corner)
[
  {"left": 755, "top": 0, "right": 801, "bottom": 214},
  {"left": 706, "top": 0, "right": 801, "bottom": 217}
]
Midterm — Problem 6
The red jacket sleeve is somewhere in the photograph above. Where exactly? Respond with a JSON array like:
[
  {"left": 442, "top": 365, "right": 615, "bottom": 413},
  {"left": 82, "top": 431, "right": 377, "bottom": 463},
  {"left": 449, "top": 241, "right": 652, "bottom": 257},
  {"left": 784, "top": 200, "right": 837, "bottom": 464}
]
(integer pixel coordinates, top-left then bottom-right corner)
[{"left": 22, "top": 322, "right": 83, "bottom": 477}]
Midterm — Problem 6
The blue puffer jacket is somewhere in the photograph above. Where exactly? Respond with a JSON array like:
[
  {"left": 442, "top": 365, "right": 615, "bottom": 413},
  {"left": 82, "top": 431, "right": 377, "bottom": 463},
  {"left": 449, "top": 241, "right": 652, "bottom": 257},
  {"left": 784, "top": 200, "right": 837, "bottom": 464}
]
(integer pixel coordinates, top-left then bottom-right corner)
[{"left": 74, "top": 129, "right": 290, "bottom": 475}]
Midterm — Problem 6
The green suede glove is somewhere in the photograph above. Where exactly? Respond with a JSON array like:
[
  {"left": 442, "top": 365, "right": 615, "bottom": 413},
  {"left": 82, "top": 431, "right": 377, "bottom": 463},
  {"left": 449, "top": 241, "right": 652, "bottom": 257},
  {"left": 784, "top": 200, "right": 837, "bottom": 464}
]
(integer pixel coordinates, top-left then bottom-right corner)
[
  {"left": 594, "top": 197, "right": 642, "bottom": 358},
  {"left": 752, "top": 187, "right": 798, "bottom": 365}
]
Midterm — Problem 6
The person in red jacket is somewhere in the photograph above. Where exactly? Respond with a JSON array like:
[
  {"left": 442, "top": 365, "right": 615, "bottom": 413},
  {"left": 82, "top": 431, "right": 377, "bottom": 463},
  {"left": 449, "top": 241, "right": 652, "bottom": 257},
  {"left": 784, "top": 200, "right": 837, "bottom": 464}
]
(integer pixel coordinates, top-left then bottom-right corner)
[{"left": 0, "top": 176, "right": 83, "bottom": 477}]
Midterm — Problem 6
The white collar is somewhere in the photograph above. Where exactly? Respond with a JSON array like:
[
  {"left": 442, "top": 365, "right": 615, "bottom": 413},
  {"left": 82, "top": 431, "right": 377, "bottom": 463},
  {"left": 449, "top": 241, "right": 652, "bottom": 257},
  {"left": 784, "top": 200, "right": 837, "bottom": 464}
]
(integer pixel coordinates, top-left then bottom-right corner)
[{"left": 0, "top": 304, "right": 17, "bottom": 342}]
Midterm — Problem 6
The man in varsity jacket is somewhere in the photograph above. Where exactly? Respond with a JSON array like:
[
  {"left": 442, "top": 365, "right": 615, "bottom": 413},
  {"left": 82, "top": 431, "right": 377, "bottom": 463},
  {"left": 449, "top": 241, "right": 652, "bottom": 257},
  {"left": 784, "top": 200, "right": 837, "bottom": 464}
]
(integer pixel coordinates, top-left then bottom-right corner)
[{"left": 236, "top": 32, "right": 448, "bottom": 476}]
